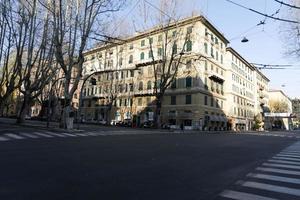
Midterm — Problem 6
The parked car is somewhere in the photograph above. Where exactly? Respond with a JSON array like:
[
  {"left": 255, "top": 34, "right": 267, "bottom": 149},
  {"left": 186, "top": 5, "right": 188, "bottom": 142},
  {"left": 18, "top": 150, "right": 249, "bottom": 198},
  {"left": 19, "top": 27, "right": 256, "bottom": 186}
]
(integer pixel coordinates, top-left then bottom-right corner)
[{"left": 142, "top": 121, "right": 155, "bottom": 128}]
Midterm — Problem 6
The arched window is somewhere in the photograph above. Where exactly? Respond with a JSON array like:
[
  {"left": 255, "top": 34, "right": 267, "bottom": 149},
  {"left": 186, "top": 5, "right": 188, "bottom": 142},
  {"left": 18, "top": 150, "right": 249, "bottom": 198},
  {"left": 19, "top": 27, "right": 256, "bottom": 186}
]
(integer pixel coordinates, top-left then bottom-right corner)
[
  {"left": 186, "top": 40, "right": 192, "bottom": 52},
  {"left": 147, "top": 81, "right": 152, "bottom": 90},
  {"left": 129, "top": 55, "right": 133, "bottom": 64},
  {"left": 186, "top": 76, "right": 192, "bottom": 87},
  {"left": 172, "top": 43, "right": 177, "bottom": 54},
  {"left": 140, "top": 52, "right": 145, "bottom": 60},
  {"left": 138, "top": 82, "right": 143, "bottom": 91}
]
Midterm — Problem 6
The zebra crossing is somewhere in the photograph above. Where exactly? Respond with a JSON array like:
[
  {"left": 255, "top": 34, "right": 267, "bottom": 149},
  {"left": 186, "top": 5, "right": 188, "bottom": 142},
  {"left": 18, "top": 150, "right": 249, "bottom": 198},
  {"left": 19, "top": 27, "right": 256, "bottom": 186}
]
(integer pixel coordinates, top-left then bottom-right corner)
[
  {"left": 0, "top": 129, "right": 146, "bottom": 142},
  {"left": 218, "top": 141, "right": 300, "bottom": 200}
]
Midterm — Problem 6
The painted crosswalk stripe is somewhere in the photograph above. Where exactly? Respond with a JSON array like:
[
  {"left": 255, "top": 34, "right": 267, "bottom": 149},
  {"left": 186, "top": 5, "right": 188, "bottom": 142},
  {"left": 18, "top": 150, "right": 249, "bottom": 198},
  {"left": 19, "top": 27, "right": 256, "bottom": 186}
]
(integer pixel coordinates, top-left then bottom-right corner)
[
  {"left": 280, "top": 151, "right": 300, "bottom": 155},
  {"left": 60, "top": 132, "right": 77, "bottom": 137},
  {"left": 268, "top": 159, "right": 300, "bottom": 165},
  {"left": 273, "top": 156, "right": 300, "bottom": 162},
  {"left": 263, "top": 163, "right": 300, "bottom": 170},
  {"left": 19, "top": 132, "right": 39, "bottom": 139},
  {"left": 242, "top": 181, "right": 300, "bottom": 196},
  {"left": 44, "top": 131, "right": 66, "bottom": 137},
  {"left": 0, "top": 136, "right": 10, "bottom": 141},
  {"left": 277, "top": 154, "right": 300, "bottom": 158},
  {"left": 256, "top": 167, "right": 300, "bottom": 176},
  {"left": 247, "top": 173, "right": 300, "bottom": 185},
  {"left": 85, "top": 132, "right": 98, "bottom": 136},
  {"left": 219, "top": 190, "right": 277, "bottom": 200},
  {"left": 75, "top": 133, "right": 88, "bottom": 137},
  {"left": 5, "top": 133, "right": 25, "bottom": 139},
  {"left": 32, "top": 132, "right": 53, "bottom": 138}
]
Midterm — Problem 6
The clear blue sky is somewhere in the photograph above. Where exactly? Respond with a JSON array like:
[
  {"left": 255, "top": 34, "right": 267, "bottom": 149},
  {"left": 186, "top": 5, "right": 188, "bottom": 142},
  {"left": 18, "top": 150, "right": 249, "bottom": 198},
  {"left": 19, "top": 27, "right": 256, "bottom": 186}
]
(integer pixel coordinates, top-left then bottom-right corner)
[{"left": 116, "top": 0, "right": 300, "bottom": 98}]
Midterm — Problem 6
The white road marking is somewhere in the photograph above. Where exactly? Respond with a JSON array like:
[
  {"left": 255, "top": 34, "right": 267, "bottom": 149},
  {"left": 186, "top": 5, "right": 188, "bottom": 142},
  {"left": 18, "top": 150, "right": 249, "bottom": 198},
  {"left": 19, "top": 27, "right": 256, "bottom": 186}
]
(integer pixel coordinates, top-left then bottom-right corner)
[
  {"left": 0, "top": 136, "right": 10, "bottom": 141},
  {"left": 5, "top": 133, "right": 25, "bottom": 139},
  {"left": 268, "top": 159, "right": 300, "bottom": 165},
  {"left": 242, "top": 181, "right": 300, "bottom": 196},
  {"left": 263, "top": 163, "right": 300, "bottom": 170},
  {"left": 44, "top": 131, "right": 66, "bottom": 137},
  {"left": 277, "top": 154, "right": 300, "bottom": 158},
  {"left": 61, "top": 133, "right": 77, "bottom": 137},
  {"left": 84, "top": 132, "right": 98, "bottom": 136},
  {"left": 280, "top": 151, "right": 300, "bottom": 155},
  {"left": 32, "top": 132, "right": 53, "bottom": 138},
  {"left": 75, "top": 133, "right": 88, "bottom": 137},
  {"left": 247, "top": 173, "right": 300, "bottom": 184},
  {"left": 219, "top": 190, "right": 277, "bottom": 200},
  {"left": 19, "top": 132, "right": 39, "bottom": 139},
  {"left": 256, "top": 167, "right": 300, "bottom": 176},
  {"left": 273, "top": 156, "right": 300, "bottom": 162}
]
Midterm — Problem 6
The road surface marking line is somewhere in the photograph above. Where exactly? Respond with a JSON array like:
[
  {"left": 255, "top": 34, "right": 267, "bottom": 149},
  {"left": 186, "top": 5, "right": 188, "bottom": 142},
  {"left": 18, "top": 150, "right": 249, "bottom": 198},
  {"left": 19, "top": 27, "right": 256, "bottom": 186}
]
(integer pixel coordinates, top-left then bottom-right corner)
[
  {"left": 44, "top": 131, "right": 66, "bottom": 137},
  {"left": 268, "top": 159, "right": 300, "bottom": 165},
  {"left": 247, "top": 173, "right": 300, "bottom": 184},
  {"left": 85, "top": 132, "right": 98, "bottom": 136},
  {"left": 219, "top": 190, "right": 278, "bottom": 200},
  {"left": 5, "top": 133, "right": 25, "bottom": 139},
  {"left": 75, "top": 133, "right": 88, "bottom": 137},
  {"left": 19, "top": 132, "right": 39, "bottom": 139},
  {"left": 277, "top": 154, "right": 300, "bottom": 158},
  {"left": 242, "top": 181, "right": 300, "bottom": 196},
  {"left": 0, "top": 136, "right": 10, "bottom": 141},
  {"left": 60, "top": 133, "right": 77, "bottom": 137},
  {"left": 32, "top": 132, "right": 53, "bottom": 138},
  {"left": 281, "top": 151, "right": 300, "bottom": 155},
  {"left": 273, "top": 156, "right": 300, "bottom": 162},
  {"left": 256, "top": 167, "right": 300, "bottom": 176},
  {"left": 263, "top": 163, "right": 300, "bottom": 170}
]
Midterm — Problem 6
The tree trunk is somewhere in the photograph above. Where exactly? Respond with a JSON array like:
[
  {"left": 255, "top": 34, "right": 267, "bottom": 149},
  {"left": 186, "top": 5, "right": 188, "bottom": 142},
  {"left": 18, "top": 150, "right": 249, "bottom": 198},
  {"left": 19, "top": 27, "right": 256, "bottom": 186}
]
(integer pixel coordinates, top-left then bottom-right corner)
[
  {"left": 155, "top": 97, "right": 162, "bottom": 128},
  {"left": 0, "top": 99, "right": 5, "bottom": 117},
  {"left": 16, "top": 94, "right": 30, "bottom": 124},
  {"left": 60, "top": 98, "right": 73, "bottom": 129}
]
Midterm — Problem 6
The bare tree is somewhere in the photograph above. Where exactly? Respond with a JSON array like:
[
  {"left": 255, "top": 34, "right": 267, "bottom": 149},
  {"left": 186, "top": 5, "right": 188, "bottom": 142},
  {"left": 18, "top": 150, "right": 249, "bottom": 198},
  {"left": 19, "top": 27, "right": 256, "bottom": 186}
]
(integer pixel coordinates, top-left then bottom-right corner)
[
  {"left": 140, "top": 0, "right": 192, "bottom": 127},
  {"left": 40, "top": 0, "right": 124, "bottom": 129}
]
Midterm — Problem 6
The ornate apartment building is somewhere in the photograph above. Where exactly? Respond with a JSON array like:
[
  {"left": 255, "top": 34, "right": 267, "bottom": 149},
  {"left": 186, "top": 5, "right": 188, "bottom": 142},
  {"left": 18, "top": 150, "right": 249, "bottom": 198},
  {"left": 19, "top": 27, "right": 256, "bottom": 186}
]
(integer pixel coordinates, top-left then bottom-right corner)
[{"left": 70, "top": 15, "right": 270, "bottom": 131}]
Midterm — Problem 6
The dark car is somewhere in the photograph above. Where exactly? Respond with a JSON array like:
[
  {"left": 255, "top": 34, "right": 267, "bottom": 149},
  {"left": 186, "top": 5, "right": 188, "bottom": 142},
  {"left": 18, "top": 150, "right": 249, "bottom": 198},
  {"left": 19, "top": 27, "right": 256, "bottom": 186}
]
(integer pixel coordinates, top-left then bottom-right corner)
[{"left": 142, "top": 121, "right": 155, "bottom": 128}]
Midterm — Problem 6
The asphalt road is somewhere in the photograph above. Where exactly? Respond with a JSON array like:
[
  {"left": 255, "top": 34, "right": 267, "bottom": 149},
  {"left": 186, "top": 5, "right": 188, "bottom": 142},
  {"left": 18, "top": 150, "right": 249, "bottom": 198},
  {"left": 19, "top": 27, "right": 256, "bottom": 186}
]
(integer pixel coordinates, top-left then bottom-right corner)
[{"left": 0, "top": 121, "right": 298, "bottom": 200}]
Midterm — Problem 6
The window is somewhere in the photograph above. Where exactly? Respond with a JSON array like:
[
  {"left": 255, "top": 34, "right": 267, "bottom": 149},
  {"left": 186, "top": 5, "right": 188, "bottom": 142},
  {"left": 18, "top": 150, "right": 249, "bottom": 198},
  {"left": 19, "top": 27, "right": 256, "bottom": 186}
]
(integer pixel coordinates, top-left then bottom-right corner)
[
  {"left": 221, "top": 55, "right": 223, "bottom": 64},
  {"left": 216, "top": 99, "right": 219, "bottom": 108},
  {"left": 204, "top": 77, "right": 208, "bottom": 90},
  {"left": 171, "top": 79, "right": 176, "bottom": 89},
  {"left": 204, "top": 96, "right": 208, "bottom": 105},
  {"left": 204, "top": 43, "right": 208, "bottom": 54},
  {"left": 130, "top": 70, "right": 134, "bottom": 77},
  {"left": 186, "top": 76, "right": 192, "bottom": 87},
  {"left": 138, "top": 98, "right": 142, "bottom": 106},
  {"left": 210, "top": 97, "right": 214, "bottom": 107},
  {"left": 204, "top": 60, "right": 207, "bottom": 70},
  {"left": 129, "top": 43, "right": 133, "bottom": 49},
  {"left": 149, "top": 37, "right": 153, "bottom": 45},
  {"left": 158, "top": 34, "right": 162, "bottom": 41},
  {"left": 119, "top": 58, "right": 123, "bottom": 66},
  {"left": 187, "top": 26, "right": 193, "bottom": 34},
  {"left": 186, "top": 60, "right": 192, "bottom": 69},
  {"left": 138, "top": 82, "right": 143, "bottom": 90},
  {"left": 186, "top": 95, "right": 192, "bottom": 104},
  {"left": 186, "top": 40, "right": 192, "bottom": 52},
  {"left": 129, "top": 55, "right": 133, "bottom": 64},
  {"left": 216, "top": 51, "right": 219, "bottom": 61},
  {"left": 147, "top": 81, "right": 152, "bottom": 90},
  {"left": 148, "top": 50, "right": 153, "bottom": 59},
  {"left": 140, "top": 52, "right": 145, "bottom": 60},
  {"left": 172, "top": 43, "right": 177, "bottom": 54},
  {"left": 172, "top": 30, "right": 177, "bottom": 37},
  {"left": 129, "top": 83, "right": 134, "bottom": 92},
  {"left": 211, "top": 47, "right": 214, "bottom": 58},
  {"left": 158, "top": 47, "right": 163, "bottom": 56},
  {"left": 141, "top": 40, "right": 145, "bottom": 47},
  {"left": 171, "top": 96, "right": 176, "bottom": 105}
]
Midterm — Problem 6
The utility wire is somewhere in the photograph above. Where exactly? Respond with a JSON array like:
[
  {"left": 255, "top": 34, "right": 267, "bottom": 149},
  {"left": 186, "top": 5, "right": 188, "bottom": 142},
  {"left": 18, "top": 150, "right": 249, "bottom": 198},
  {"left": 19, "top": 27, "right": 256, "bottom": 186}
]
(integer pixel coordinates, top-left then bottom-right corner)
[
  {"left": 225, "top": 0, "right": 299, "bottom": 24},
  {"left": 274, "top": 0, "right": 300, "bottom": 9}
]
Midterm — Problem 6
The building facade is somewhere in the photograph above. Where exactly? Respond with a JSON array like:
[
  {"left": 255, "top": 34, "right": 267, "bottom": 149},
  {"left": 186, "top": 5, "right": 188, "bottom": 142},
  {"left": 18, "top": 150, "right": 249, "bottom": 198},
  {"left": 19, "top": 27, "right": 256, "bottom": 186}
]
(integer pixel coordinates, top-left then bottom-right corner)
[{"left": 72, "top": 15, "right": 272, "bottom": 131}]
